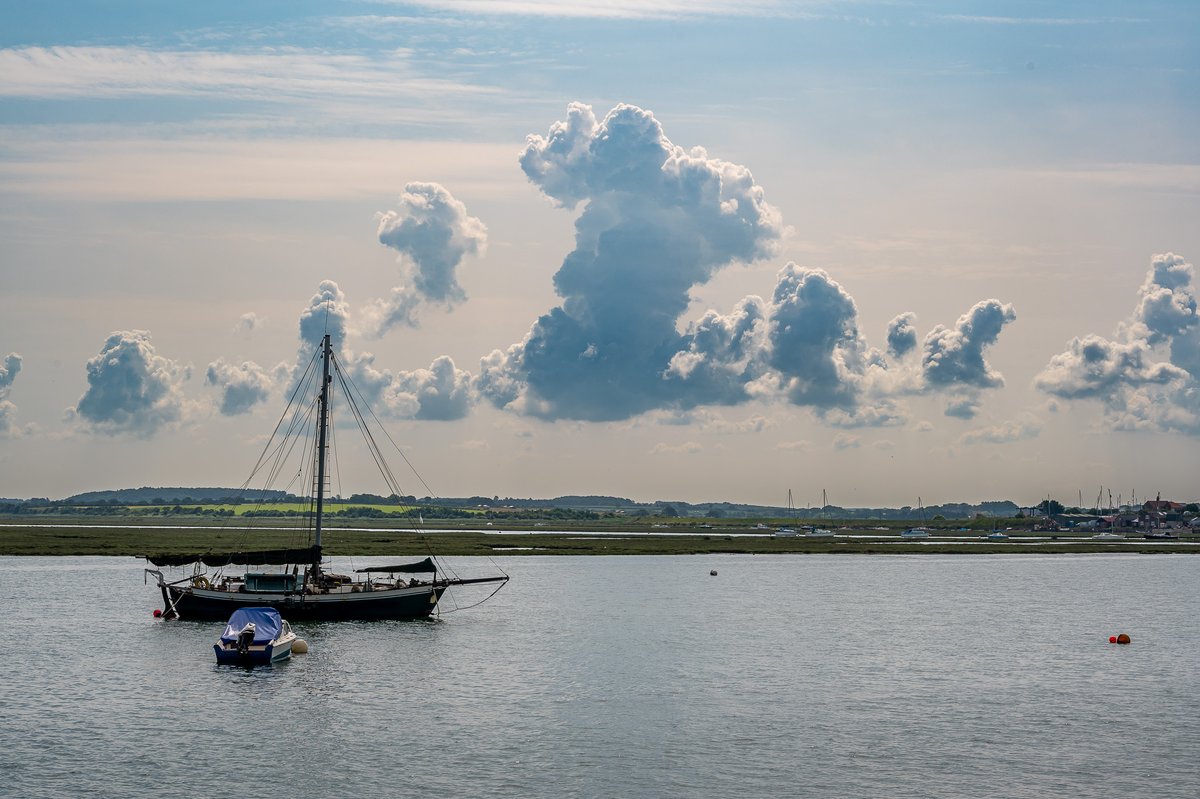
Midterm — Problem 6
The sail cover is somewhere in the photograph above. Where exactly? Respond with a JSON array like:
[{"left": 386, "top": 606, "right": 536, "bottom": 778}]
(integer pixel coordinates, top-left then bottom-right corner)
[
  {"left": 144, "top": 545, "right": 322, "bottom": 568},
  {"left": 355, "top": 557, "right": 436, "bottom": 574},
  {"left": 220, "top": 607, "right": 283, "bottom": 644}
]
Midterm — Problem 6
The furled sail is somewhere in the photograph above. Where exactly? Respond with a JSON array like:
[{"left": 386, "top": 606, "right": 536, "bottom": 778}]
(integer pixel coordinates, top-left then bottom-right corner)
[
  {"left": 354, "top": 557, "right": 436, "bottom": 574},
  {"left": 144, "top": 545, "right": 322, "bottom": 568}
]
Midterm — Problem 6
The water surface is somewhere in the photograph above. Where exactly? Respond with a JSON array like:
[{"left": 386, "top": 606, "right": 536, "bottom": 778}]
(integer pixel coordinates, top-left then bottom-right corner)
[{"left": 2, "top": 554, "right": 1197, "bottom": 798}]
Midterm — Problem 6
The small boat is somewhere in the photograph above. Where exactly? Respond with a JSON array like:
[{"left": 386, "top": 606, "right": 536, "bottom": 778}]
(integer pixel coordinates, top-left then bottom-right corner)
[
  {"left": 986, "top": 531, "right": 1009, "bottom": 541},
  {"left": 214, "top": 607, "right": 296, "bottom": 666},
  {"left": 774, "top": 527, "right": 799, "bottom": 537},
  {"left": 1090, "top": 531, "right": 1125, "bottom": 541},
  {"left": 1143, "top": 532, "right": 1178, "bottom": 540}
]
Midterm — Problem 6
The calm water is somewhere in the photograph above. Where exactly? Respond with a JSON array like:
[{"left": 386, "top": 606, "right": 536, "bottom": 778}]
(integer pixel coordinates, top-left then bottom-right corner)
[{"left": 2, "top": 554, "right": 1198, "bottom": 798}]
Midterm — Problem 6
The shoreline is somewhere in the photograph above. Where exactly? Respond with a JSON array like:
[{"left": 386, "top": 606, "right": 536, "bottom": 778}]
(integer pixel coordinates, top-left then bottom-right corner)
[{"left": 3, "top": 519, "right": 1197, "bottom": 557}]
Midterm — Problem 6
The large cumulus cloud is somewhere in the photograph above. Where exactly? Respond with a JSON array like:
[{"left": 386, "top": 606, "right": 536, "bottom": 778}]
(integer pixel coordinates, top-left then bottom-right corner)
[
  {"left": 1036, "top": 252, "right": 1200, "bottom": 434},
  {"left": 367, "top": 182, "right": 487, "bottom": 335},
  {"left": 0, "top": 352, "right": 22, "bottom": 436},
  {"left": 70, "top": 331, "right": 188, "bottom": 436},
  {"left": 478, "top": 102, "right": 784, "bottom": 420}
]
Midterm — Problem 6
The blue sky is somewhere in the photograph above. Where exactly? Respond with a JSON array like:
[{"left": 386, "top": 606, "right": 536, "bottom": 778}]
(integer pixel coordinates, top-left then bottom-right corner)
[{"left": 1, "top": 1, "right": 1198, "bottom": 506}]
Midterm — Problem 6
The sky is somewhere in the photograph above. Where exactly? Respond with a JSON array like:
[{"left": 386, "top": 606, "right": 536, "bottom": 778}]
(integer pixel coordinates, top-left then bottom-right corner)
[{"left": 1, "top": 0, "right": 1198, "bottom": 508}]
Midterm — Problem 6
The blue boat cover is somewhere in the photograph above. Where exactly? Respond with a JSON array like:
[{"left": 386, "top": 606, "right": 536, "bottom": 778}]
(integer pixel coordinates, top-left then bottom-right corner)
[{"left": 220, "top": 607, "right": 283, "bottom": 644}]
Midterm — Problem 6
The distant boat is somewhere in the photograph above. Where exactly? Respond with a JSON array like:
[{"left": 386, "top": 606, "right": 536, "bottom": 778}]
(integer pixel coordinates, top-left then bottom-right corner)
[
  {"left": 805, "top": 489, "right": 834, "bottom": 537},
  {"left": 774, "top": 489, "right": 799, "bottom": 537},
  {"left": 1090, "top": 531, "right": 1125, "bottom": 541},
  {"left": 901, "top": 496, "right": 931, "bottom": 538},
  {"left": 1143, "top": 531, "right": 1178, "bottom": 540},
  {"left": 145, "top": 334, "right": 509, "bottom": 621},
  {"left": 214, "top": 607, "right": 296, "bottom": 666},
  {"left": 986, "top": 531, "right": 1009, "bottom": 541}
]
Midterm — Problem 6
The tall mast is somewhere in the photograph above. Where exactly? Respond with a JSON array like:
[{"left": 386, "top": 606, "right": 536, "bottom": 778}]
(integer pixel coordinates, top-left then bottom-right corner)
[{"left": 314, "top": 334, "right": 332, "bottom": 552}]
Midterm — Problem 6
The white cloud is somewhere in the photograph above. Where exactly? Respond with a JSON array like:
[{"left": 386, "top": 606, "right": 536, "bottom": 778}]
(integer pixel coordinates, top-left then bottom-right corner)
[
  {"left": 0, "top": 46, "right": 494, "bottom": 101},
  {"left": 1036, "top": 252, "right": 1200, "bottom": 435},
  {"left": 649, "top": 441, "right": 703, "bottom": 455},
  {"left": 479, "top": 102, "right": 783, "bottom": 421},
  {"left": 233, "top": 312, "right": 262, "bottom": 336},
  {"left": 70, "top": 331, "right": 189, "bottom": 437},
  {"left": 0, "top": 353, "right": 22, "bottom": 437},
  {"left": 367, "top": 182, "right": 488, "bottom": 336},
  {"left": 392, "top": 0, "right": 804, "bottom": 21},
  {"left": 205, "top": 359, "right": 279, "bottom": 416},
  {"left": 958, "top": 414, "right": 1043, "bottom": 445}
]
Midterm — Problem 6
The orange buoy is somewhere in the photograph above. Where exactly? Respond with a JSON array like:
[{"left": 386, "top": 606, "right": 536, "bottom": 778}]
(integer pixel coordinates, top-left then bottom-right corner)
[
  {"left": 1116, "top": 633, "right": 1131, "bottom": 645},
  {"left": 1109, "top": 636, "right": 1117, "bottom": 643}
]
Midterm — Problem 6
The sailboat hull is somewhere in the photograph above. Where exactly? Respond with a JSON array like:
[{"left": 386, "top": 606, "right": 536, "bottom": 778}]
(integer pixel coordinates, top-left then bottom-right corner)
[{"left": 162, "top": 584, "right": 447, "bottom": 621}]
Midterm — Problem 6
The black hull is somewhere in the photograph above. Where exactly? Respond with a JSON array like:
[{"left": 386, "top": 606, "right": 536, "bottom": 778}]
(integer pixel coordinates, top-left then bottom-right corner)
[{"left": 161, "top": 584, "right": 446, "bottom": 621}]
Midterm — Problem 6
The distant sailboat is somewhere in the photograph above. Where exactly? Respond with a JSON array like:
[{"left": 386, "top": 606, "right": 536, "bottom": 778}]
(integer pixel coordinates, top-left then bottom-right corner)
[
  {"left": 804, "top": 489, "right": 834, "bottom": 538},
  {"left": 901, "top": 497, "right": 931, "bottom": 539},
  {"left": 774, "top": 490, "right": 799, "bottom": 537}
]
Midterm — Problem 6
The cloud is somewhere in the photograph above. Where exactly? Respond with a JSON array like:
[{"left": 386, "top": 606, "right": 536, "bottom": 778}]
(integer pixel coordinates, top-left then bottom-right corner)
[
  {"left": 0, "top": 46, "right": 492, "bottom": 102},
  {"left": 1036, "top": 252, "right": 1200, "bottom": 435},
  {"left": 395, "top": 1, "right": 822, "bottom": 21},
  {"left": 958, "top": 413, "right": 1043, "bottom": 445},
  {"left": 886, "top": 312, "right": 918, "bottom": 358},
  {"left": 0, "top": 352, "right": 22, "bottom": 436},
  {"left": 649, "top": 441, "right": 703, "bottom": 455},
  {"left": 832, "top": 433, "right": 860, "bottom": 450},
  {"left": 369, "top": 182, "right": 488, "bottom": 336},
  {"left": 393, "top": 356, "right": 474, "bottom": 420},
  {"left": 293, "top": 280, "right": 475, "bottom": 421},
  {"left": 205, "top": 359, "right": 278, "bottom": 416},
  {"left": 1034, "top": 335, "right": 1184, "bottom": 399},
  {"left": 233, "top": 313, "right": 261, "bottom": 336},
  {"left": 1133, "top": 252, "right": 1197, "bottom": 345},
  {"left": 922, "top": 299, "right": 1016, "bottom": 390},
  {"left": 479, "top": 102, "right": 783, "bottom": 421},
  {"left": 70, "top": 331, "right": 188, "bottom": 437}
]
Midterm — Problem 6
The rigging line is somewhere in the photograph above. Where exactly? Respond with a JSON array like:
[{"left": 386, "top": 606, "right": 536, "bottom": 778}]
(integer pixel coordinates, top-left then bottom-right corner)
[
  {"left": 328, "top": 359, "right": 454, "bottom": 577},
  {"left": 437, "top": 579, "right": 509, "bottom": 615},
  {"left": 331, "top": 360, "right": 406, "bottom": 500},
  {"left": 239, "top": 348, "right": 320, "bottom": 490},
  {"left": 332, "top": 351, "right": 437, "bottom": 498}
]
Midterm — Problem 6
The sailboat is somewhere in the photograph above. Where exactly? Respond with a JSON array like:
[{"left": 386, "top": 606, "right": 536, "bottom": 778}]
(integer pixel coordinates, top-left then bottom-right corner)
[
  {"left": 804, "top": 489, "right": 834, "bottom": 538},
  {"left": 900, "top": 497, "right": 931, "bottom": 539},
  {"left": 144, "top": 334, "right": 509, "bottom": 621},
  {"left": 774, "top": 490, "right": 799, "bottom": 537}
]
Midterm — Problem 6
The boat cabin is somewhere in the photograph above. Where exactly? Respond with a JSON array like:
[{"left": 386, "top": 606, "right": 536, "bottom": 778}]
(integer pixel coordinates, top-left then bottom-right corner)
[{"left": 244, "top": 572, "right": 300, "bottom": 592}]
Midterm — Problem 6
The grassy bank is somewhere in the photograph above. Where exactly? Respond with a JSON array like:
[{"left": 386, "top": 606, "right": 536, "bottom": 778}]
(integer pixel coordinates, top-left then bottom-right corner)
[{"left": 2, "top": 518, "right": 1196, "bottom": 557}]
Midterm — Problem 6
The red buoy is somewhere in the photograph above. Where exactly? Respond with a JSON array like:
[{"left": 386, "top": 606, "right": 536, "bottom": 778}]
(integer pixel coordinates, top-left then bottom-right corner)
[
  {"left": 1117, "top": 633, "right": 1131, "bottom": 645},
  {"left": 1108, "top": 636, "right": 1117, "bottom": 643},
  {"left": 153, "top": 609, "right": 163, "bottom": 618}
]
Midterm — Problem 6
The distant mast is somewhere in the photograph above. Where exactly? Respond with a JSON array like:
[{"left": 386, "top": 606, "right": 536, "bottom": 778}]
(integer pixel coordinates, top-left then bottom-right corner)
[{"left": 314, "top": 334, "right": 332, "bottom": 552}]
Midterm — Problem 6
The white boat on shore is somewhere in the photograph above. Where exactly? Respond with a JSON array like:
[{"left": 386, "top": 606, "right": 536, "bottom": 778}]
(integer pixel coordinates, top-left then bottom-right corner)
[
  {"left": 1091, "top": 531, "right": 1125, "bottom": 541},
  {"left": 900, "top": 527, "right": 930, "bottom": 539}
]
